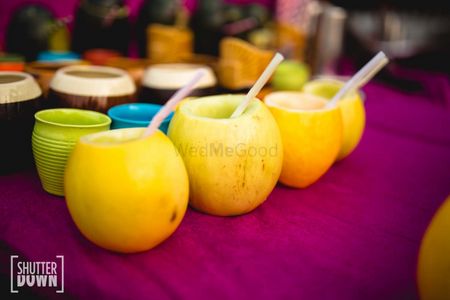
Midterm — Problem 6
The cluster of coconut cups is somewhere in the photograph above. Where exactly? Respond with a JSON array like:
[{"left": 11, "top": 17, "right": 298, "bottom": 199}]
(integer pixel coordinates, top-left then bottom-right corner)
[
  {"left": 1, "top": 52, "right": 384, "bottom": 253},
  {"left": 64, "top": 52, "right": 388, "bottom": 254}
]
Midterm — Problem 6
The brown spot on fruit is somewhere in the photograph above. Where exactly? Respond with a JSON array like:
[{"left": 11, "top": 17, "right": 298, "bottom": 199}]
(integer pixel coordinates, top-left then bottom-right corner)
[{"left": 170, "top": 209, "right": 177, "bottom": 223}]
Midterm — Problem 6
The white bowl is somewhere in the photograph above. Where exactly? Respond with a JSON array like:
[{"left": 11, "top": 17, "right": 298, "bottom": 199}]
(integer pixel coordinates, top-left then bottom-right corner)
[
  {"left": 0, "top": 72, "right": 41, "bottom": 104},
  {"left": 50, "top": 65, "right": 136, "bottom": 97},
  {"left": 141, "top": 64, "right": 216, "bottom": 89}
]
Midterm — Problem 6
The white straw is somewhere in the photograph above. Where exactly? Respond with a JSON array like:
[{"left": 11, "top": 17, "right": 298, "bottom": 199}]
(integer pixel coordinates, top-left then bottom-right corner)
[
  {"left": 230, "top": 53, "right": 284, "bottom": 118},
  {"left": 142, "top": 69, "right": 206, "bottom": 137},
  {"left": 326, "top": 51, "right": 389, "bottom": 108}
]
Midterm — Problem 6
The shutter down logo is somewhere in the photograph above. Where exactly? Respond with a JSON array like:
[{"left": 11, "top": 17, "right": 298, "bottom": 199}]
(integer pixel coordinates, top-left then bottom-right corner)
[{"left": 10, "top": 255, "right": 64, "bottom": 293}]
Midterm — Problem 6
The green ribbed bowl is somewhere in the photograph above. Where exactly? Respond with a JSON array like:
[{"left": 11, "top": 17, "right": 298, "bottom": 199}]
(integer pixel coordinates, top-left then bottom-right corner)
[{"left": 32, "top": 108, "right": 111, "bottom": 196}]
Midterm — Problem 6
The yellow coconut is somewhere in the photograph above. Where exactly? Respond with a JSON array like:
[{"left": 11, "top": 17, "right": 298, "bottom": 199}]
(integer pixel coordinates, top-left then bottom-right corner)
[
  {"left": 65, "top": 128, "right": 189, "bottom": 253},
  {"left": 303, "top": 78, "right": 365, "bottom": 160},
  {"left": 417, "top": 195, "right": 450, "bottom": 300},
  {"left": 265, "top": 92, "right": 342, "bottom": 188},
  {"left": 168, "top": 95, "right": 283, "bottom": 216}
]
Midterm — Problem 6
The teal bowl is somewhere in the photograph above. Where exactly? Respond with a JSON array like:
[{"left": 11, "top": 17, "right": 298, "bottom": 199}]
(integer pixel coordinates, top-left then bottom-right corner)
[{"left": 107, "top": 103, "right": 173, "bottom": 134}]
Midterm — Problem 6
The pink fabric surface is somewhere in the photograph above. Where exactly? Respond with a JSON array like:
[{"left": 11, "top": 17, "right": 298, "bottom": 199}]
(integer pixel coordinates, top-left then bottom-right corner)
[{"left": 1, "top": 78, "right": 450, "bottom": 299}]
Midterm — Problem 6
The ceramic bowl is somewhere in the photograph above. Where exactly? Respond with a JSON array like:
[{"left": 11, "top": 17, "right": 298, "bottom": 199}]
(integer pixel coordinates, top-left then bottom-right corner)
[
  {"left": 0, "top": 71, "right": 42, "bottom": 173},
  {"left": 139, "top": 64, "right": 216, "bottom": 104},
  {"left": 48, "top": 65, "right": 136, "bottom": 113},
  {"left": 108, "top": 103, "right": 173, "bottom": 134},
  {"left": 25, "top": 60, "right": 89, "bottom": 97},
  {"left": 37, "top": 51, "right": 81, "bottom": 62},
  {"left": 32, "top": 108, "right": 111, "bottom": 196}
]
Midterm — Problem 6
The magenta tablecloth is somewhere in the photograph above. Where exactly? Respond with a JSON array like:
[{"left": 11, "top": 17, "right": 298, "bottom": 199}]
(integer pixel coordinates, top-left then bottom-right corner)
[{"left": 1, "top": 78, "right": 450, "bottom": 299}]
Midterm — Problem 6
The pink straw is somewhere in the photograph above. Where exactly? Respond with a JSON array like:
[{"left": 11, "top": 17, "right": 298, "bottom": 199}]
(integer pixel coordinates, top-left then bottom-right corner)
[{"left": 142, "top": 69, "right": 206, "bottom": 138}]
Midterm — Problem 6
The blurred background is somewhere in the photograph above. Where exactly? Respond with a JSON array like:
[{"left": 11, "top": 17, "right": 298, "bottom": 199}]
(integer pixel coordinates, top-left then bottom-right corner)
[{"left": 0, "top": 0, "right": 449, "bottom": 91}]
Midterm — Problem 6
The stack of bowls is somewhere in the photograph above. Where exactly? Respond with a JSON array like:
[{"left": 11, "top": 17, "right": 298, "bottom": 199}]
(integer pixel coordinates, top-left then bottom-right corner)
[
  {"left": 0, "top": 54, "right": 25, "bottom": 71},
  {"left": 0, "top": 72, "right": 41, "bottom": 173},
  {"left": 32, "top": 108, "right": 111, "bottom": 196}
]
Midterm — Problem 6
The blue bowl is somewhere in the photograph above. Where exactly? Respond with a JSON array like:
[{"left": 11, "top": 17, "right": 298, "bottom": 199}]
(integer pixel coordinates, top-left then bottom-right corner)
[
  {"left": 107, "top": 103, "right": 173, "bottom": 134},
  {"left": 37, "top": 51, "right": 81, "bottom": 62}
]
